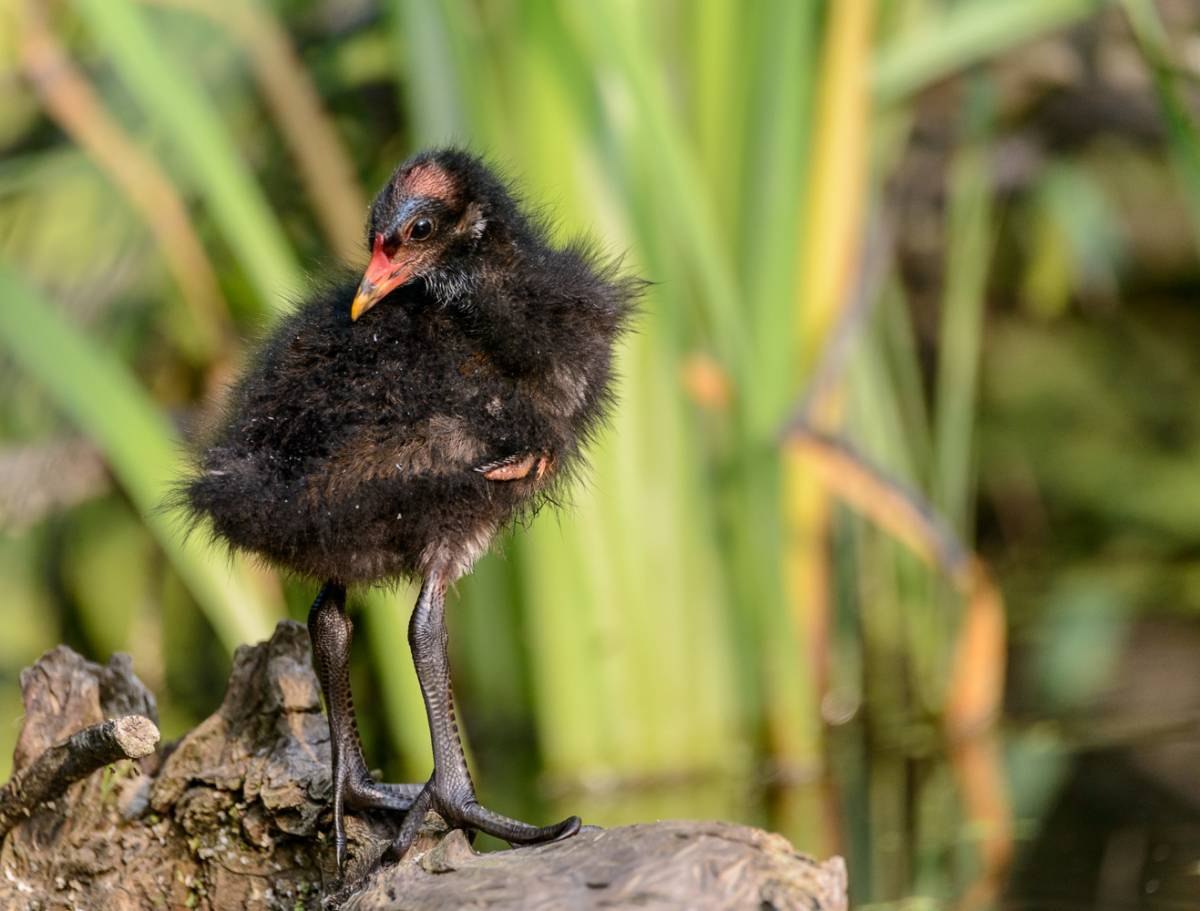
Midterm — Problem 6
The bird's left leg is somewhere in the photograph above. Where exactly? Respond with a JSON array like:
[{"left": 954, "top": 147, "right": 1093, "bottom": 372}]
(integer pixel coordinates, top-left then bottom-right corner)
[
  {"left": 307, "top": 582, "right": 423, "bottom": 873},
  {"left": 387, "top": 568, "right": 581, "bottom": 860}
]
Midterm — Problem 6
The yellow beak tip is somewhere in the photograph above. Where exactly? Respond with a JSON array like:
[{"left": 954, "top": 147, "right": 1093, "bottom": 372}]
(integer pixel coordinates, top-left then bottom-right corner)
[{"left": 349, "top": 293, "right": 373, "bottom": 322}]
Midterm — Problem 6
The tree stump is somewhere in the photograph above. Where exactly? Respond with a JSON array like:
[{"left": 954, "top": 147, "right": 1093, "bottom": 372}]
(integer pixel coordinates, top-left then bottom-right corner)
[{"left": 0, "top": 621, "right": 847, "bottom": 910}]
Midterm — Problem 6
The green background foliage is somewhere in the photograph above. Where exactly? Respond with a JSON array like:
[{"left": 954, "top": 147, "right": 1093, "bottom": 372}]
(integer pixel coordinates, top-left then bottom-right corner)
[{"left": 2, "top": 1, "right": 1199, "bottom": 905}]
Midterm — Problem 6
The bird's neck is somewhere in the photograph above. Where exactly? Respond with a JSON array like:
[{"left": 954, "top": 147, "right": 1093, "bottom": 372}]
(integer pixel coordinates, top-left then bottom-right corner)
[{"left": 423, "top": 223, "right": 528, "bottom": 308}]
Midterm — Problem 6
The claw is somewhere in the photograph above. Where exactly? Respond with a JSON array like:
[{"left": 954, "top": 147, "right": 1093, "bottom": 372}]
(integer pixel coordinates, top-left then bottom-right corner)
[
  {"left": 335, "top": 833, "right": 348, "bottom": 878},
  {"left": 383, "top": 777, "right": 582, "bottom": 863},
  {"left": 333, "top": 785, "right": 348, "bottom": 874},
  {"left": 457, "top": 799, "right": 581, "bottom": 846},
  {"left": 330, "top": 770, "right": 426, "bottom": 876}
]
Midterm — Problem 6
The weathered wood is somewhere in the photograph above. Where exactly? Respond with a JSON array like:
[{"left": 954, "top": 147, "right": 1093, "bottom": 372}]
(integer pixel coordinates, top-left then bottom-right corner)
[
  {"left": 0, "top": 714, "right": 158, "bottom": 838},
  {"left": 338, "top": 821, "right": 847, "bottom": 910},
  {"left": 0, "top": 622, "right": 846, "bottom": 910}
]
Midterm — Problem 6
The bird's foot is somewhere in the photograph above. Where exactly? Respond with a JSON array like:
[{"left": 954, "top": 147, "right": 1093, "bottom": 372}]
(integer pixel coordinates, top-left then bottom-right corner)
[
  {"left": 331, "top": 770, "right": 424, "bottom": 874},
  {"left": 384, "top": 777, "right": 581, "bottom": 863}
]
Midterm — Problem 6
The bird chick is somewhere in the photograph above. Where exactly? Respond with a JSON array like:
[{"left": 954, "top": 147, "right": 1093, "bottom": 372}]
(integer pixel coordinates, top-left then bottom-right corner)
[{"left": 182, "top": 148, "right": 640, "bottom": 870}]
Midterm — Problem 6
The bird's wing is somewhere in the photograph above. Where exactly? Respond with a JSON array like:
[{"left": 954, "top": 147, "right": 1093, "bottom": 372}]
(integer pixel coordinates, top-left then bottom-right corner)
[
  {"left": 474, "top": 451, "right": 553, "bottom": 482},
  {"left": 319, "top": 416, "right": 494, "bottom": 491}
]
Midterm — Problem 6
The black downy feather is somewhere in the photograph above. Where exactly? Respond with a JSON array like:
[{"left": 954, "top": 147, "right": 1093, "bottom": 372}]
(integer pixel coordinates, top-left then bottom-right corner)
[{"left": 181, "top": 149, "right": 641, "bottom": 585}]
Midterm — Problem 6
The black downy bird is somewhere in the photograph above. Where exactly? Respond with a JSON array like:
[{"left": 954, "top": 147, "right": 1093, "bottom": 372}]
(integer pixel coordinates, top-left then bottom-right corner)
[{"left": 183, "top": 149, "right": 639, "bottom": 869}]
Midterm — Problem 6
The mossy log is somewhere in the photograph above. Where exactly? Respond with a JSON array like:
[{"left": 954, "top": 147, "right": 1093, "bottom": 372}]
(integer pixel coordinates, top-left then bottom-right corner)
[{"left": 0, "top": 621, "right": 846, "bottom": 910}]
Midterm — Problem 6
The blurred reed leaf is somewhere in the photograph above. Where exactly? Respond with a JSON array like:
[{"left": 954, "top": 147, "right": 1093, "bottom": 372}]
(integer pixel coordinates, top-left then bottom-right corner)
[
  {"left": 385, "top": 0, "right": 507, "bottom": 148},
  {"left": 738, "top": 3, "right": 819, "bottom": 433},
  {"left": 16, "top": 1, "right": 229, "bottom": 358},
  {"left": 1032, "top": 580, "right": 1128, "bottom": 712},
  {"left": 74, "top": 0, "right": 301, "bottom": 312},
  {"left": 0, "top": 155, "right": 144, "bottom": 298},
  {"left": 873, "top": 0, "right": 1109, "bottom": 105},
  {"left": 0, "top": 538, "right": 59, "bottom": 670},
  {"left": 139, "top": 0, "right": 369, "bottom": 264},
  {"left": 1021, "top": 165, "right": 1124, "bottom": 318},
  {"left": 61, "top": 498, "right": 151, "bottom": 658},
  {"left": 566, "top": 2, "right": 749, "bottom": 378},
  {"left": 933, "top": 92, "right": 994, "bottom": 536},
  {"left": 1121, "top": 0, "right": 1200, "bottom": 248},
  {"left": 0, "top": 266, "right": 283, "bottom": 648},
  {"left": 776, "top": 0, "right": 879, "bottom": 777}
]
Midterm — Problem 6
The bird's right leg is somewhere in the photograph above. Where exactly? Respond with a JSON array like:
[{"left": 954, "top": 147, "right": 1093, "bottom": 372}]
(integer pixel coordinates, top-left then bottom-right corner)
[
  {"left": 307, "top": 581, "right": 423, "bottom": 873},
  {"left": 385, "top": 568, "right": 580, "bottom": 860}
]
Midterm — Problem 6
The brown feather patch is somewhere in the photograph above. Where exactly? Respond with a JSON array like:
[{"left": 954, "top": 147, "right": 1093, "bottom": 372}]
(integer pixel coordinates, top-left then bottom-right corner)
[{"left": 402, "top": 163, "right": 457, "bottom": 203}]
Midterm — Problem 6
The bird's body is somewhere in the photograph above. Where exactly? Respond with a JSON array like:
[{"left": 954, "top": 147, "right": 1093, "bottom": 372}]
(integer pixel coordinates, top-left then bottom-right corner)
[
  {"left": 181, "top": 148, "right": 638, "bottom": 870},
  {"left": 187, "top": 151, "right": 634, "bottom": 585},
  {"left": 188, "top": 242, "right": 626, "bottom": 583}
]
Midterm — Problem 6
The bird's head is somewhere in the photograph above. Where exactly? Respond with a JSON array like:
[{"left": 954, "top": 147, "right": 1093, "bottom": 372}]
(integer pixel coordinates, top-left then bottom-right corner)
[{"left": 351, "top": 149, "right": 518, "bottom": 320}]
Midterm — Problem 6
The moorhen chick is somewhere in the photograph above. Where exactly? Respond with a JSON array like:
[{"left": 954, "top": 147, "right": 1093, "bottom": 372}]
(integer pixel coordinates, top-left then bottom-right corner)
[{"left": 183, "top": 148, "right": 639, "bottom": 869}]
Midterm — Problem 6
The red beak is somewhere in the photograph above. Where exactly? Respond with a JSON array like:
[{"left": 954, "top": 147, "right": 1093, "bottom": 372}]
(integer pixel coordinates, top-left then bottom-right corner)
[{"left": 350, "top": 234, "right": 414, "bottom": 321}]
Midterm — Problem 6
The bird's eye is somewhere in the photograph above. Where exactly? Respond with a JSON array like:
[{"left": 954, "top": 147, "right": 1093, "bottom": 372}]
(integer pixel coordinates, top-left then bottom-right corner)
[{"left": 408, "top": 218, "right": 434, "bottom": 242}]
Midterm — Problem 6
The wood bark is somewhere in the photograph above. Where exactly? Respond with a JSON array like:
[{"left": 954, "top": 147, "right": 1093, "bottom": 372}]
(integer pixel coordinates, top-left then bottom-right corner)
[{"left": 0, "top": 621, "right": 846, "bottom": 910}]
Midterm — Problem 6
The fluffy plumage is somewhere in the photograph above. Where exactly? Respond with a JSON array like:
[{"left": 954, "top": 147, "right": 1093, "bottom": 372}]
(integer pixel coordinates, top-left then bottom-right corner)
[{"left": 183, "top": 149, "right": 639, "bottom": 584}]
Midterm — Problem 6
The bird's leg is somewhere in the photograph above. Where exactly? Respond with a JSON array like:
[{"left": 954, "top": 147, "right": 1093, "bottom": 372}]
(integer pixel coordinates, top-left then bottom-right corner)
[
  {"left": 387, "top": 569, "right": 581, "bottom": 860},
  {"left": 307, "top": 582, "right": 423, "bottom": 873}
]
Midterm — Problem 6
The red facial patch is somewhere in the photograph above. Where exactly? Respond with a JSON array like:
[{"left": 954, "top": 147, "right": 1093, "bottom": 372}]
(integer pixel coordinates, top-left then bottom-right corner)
[{"left": 401, "top": 163, "right": 456, "bottom": 203}]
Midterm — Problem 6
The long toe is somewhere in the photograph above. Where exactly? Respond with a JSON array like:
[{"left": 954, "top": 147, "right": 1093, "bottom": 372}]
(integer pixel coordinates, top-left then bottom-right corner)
[
  {"left": 344, "top": 777, "right": 424, "bottom": 813},
  {"left": 384, "top": 780, "right": 581, "bottom": 863},
  {"left": 453, "top": 801, "right": 582, "bottom": 847}
]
